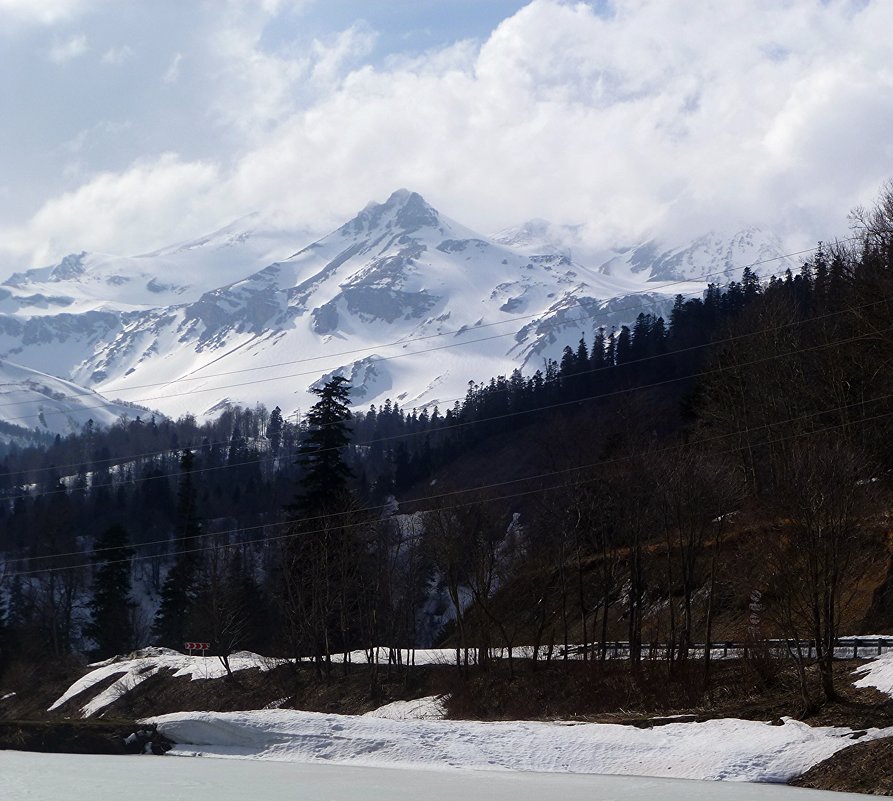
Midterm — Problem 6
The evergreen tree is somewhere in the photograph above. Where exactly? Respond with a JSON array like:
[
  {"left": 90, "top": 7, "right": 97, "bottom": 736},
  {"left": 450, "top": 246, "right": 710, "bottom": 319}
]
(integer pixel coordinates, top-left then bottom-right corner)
[
  {"left": 742, "top": 265, "right": 761, "bottom": 302},
  {"left": 85, "top": 524, "right": 135, "bottom": 659},
  {"left": 291, "top": 376, "right": 354, "bottom": 515},
  {"left": 267, "top": 406, "right": 282, "bottom": 457},
  {"left": 575, "top": 334, "right": 589, "bottom": 367},
  {"left": 616, "top": 325, "right": 632, "bottom": 365},
  {"left": 0, "top": 586, "right": 9, "bottom": 674},
  {"left": 152, "top": 449, "right": 202, "bottom": 649},
  {"left": 629, "top": 313, "right": 651, "bottom": 362},
  {"left": 281, "top": 377, "right": 363, "bottom": 674},
  {"left": 605, "top": 329, "right": 617, "bottom": 366},
  {"left": 227, "top": 425, "right": 245, "bottom": 464},
  {"left": 559, "top": 345, "right": 576, "bottom": 378}
]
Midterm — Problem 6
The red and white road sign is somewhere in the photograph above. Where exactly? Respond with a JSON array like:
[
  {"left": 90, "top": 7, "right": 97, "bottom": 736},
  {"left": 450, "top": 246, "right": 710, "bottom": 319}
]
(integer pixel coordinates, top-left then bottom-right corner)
[{"left": 184, "top": 641, "right": 211, "bottom": 651}]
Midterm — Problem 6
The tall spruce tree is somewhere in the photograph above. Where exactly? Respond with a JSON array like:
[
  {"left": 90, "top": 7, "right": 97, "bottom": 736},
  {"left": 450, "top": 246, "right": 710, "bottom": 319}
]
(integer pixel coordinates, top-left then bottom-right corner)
[
  {"left": 291, "top": 376, "right": 354, "bottom": 515},
  {"left": 152, "top": 449, "right": 201, "bottom": 649},
  {"left": 85, "top": 524, "right": 135, "bottom": 659},
  {"left": 282, "top": 377, "right": 360, "bottom": 674},
  {"left": 0, "top": 585, "right": 9, "bottom": 674},
  {"left": 267, "top": 406, "right": 283, "bottom": 457}
]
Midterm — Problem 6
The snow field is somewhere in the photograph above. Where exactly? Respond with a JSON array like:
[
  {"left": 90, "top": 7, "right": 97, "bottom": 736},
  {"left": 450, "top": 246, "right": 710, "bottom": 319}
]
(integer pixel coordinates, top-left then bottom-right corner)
[
  {"left": 47, "top": 642, "right": 893, "bottom": 720},
  {"left": 852, "top": 649, "right": 893, "bottom": 697},
  {"left": 362, "top": 695, "right": 446, "bottom": 720},
  {"left": 146, "top": 708, "right": 891, "bottom": 784}
]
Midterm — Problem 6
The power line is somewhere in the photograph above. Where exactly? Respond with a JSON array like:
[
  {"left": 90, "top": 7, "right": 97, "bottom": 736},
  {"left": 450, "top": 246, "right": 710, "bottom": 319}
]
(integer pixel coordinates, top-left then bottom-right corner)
[
  {"left": 64, "top": 241, "right": 838, "bottom": 391},
  {"left": 1, "top": 277, "right": 887, "bottom": 484},
  {"left": 5, "top": 388, "right": 891, "bottom": 574},
  {"left": 0, "top": 320, "right": 888, "bottom": 506},
  {"left": 0, "top": 241, "right": 847, "bottom": 426},
  {"left": 5, "top": 402, "right": 892, "bottom": 580},
  {"left": 0, "top": 318, "right": 888, "bottom": 503}
]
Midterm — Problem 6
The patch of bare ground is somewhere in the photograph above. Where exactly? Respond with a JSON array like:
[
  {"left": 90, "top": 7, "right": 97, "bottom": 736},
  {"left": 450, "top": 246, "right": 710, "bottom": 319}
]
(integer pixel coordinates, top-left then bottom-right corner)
[
  {"left": 443, "top": 659, "right": 893, "bottom": 729},
  {"left": 0, "top": 655, "right": 89, "bottom": 722},
  {"left": 0, "top": 719, "right": 170, "bottom": 755},
  {"left": 790, "top": 737, "right": 893, "bottom": 796},
  {"left": 8, "top": 649, "right": 893, "bottom": 730},
  {"left": 59, "top": 661, "right": 454, "bottom": 721}
]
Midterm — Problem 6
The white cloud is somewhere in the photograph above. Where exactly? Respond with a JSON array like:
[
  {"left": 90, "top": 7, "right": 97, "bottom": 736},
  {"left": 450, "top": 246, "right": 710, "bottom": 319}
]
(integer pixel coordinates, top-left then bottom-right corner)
[
  {"left": 101, "top": 44, "right": 133, "bottom": 65},
  {"left": 5, "top": 0, "right": 893, "bottom": 267},
  {"left": 0, "top": 0, "right": 92, "bottom": 26},
  {"left": 48, "top": 33, "right": 88, "bottom": 63},
  {"left": 217, "top": 0, "right": 893, "bottom": 246},
  {"left": 163, "top": 52, "right": 183, "bottom": 84},
  {"left": 1, "top": 155, "right": 222, "bottom": 265},
  {"left": 309, "top": 24, "right": 377, "bottom": 88}
]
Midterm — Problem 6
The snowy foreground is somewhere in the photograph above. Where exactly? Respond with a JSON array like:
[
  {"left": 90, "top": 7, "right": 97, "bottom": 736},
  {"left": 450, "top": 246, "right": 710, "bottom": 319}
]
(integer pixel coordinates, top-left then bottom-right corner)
[
  {"left": 0, "top": 751, "right": 873, "bottom": 801},
  {"left": 146, "top": 708, "right": 890, "bottom": 784},
  {"left": 25, "top": 648, "right": 893, "bottom": 800}
]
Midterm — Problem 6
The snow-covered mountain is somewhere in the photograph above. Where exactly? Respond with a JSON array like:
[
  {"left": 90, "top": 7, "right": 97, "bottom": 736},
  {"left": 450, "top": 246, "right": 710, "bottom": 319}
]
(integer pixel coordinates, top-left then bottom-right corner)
[
  {"left": 596, "top": 227, "right": 793, "bottom": 283},
  {"left": 1, "top": 215, "right": 311, "bottom": 315},
  {"left": 0, "top": 359, "right": 139, "bottom": 438},
  {"left": 0, "top": 190, "right": 796, "bottom": 431}
]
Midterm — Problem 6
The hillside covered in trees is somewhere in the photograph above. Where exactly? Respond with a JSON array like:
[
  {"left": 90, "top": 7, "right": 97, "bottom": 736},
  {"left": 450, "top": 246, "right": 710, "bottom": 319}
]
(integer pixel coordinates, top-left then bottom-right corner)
[{"left": 1, "top": 187, "right": 892, "bottom": 717}]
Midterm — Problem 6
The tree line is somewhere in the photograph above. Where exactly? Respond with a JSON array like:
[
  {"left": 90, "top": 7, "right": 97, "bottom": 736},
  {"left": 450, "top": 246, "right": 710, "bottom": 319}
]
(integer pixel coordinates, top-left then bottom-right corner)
[{"left": 1, "top": 186, "right": 892, "bottom": 714}]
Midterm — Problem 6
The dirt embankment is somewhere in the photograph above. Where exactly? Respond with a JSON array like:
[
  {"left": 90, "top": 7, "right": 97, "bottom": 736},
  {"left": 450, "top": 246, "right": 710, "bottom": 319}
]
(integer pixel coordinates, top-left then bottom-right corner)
[
  {"left": 0, "top": 719, "right": 170, "bottom": 755},
  {"left": 790, "top": 737, "right": 893, "bottom": 796}
]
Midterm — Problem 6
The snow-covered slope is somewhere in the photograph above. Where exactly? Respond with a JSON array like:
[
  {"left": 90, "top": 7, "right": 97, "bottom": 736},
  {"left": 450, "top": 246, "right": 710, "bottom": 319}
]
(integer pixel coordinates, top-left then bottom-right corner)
[
  {"left": 1, "top": 215, "right": 310, "bottom": 315},
  {"left": 0, "top": 191, "right": 794, "bottom": 426},
  {"left": 148, "top": 708, "right": 889, "bottom": 784},
  {"left": 597, "top": 227, "right": 794, "bottom": 283},
  {"left": 48, "top": 648, "right": 282, "bottom": 718},
  {"left": 0, "top": 359, "right": 140, "bottom": 437}
]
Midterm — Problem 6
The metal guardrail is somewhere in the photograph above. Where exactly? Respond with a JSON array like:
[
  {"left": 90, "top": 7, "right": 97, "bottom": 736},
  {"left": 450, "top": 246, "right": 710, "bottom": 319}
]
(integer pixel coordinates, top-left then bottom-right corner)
[{"left": 557, "top": 637, "right": 893, "bottom": 660}]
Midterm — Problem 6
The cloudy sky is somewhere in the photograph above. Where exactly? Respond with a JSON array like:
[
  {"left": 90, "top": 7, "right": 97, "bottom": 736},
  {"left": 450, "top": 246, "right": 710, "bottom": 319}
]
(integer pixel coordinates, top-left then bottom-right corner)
[{"left": 1, "top": 0, "right": 892, "bottom": 271}]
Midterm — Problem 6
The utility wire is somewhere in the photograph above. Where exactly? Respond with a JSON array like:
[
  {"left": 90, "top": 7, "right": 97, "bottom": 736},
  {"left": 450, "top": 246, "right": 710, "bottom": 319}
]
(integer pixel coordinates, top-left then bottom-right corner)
[
  {"left": 0, "top": 320, "right": 889, "bottom": 506},
  {"left": 57, "top": 241, "right": 842, "bottom": 390},
  {"left": 5, "top": 388, "right": 891, "bottom": 574},
  {"left": 0, "top": 241, "right": 852, "bottom": 425},
  {"left": 0, "top": 319, "right": 888, "bottom": 503},
  {"left": 1, "top": 282, "right": 888, "bottom": 483},
  {"left": 5, "top": 403, "right": 892, "bottom": 580}
]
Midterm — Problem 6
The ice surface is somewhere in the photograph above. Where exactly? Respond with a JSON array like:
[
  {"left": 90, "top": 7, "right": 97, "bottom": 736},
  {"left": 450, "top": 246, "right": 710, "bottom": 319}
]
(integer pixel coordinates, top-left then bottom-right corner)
[{"left": 0, "top": 751, "right": 872, "bottom": 801}]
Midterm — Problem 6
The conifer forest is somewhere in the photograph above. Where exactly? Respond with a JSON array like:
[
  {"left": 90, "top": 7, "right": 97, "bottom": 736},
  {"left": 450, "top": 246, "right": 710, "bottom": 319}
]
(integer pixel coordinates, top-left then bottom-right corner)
[{"left": 1, "top": 189, "right": 892, "bottom": 716}]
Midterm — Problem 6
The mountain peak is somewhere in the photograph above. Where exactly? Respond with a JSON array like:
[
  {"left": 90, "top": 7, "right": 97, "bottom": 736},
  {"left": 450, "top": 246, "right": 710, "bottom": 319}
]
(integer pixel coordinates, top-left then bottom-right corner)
[
  {"left": 394, "top": 190, "right": 439, "bottom": 231},
  {"left": 350, "top": 190, "right": 440, "bottom": 237}
]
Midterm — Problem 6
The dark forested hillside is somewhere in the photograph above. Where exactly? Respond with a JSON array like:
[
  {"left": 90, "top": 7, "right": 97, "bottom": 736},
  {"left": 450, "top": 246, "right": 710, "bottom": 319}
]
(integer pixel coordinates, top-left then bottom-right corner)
[{"left": 1, "top": 187, "right": 892, "bottom": 714}]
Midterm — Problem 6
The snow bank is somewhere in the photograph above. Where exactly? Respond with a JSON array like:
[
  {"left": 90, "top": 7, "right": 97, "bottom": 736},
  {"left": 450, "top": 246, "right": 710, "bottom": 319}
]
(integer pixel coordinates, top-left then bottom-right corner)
[
  {"left": 852, "top": 650, "right": 893, "bottom": 697},
  {"left": 363, "top": 695, "right": 446, "bottom": 720},
  {"left": 49, "top": 648, "right": 281, "bottom": 717},
  {"left": 147, "top": 709, "right": 889, "bottom": 783}
]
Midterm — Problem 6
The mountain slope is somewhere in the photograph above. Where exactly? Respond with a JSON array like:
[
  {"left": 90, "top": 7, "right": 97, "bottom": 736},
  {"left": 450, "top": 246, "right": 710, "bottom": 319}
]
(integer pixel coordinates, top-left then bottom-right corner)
[
  {"left": 596, "top": 227, "right": 794, "bottom": 282},
  {"left": 0, "top": 191, "right": 794, "bottom": 425},
  {"left": 0, "top": 359, "right": 140, "bottom": 437}
]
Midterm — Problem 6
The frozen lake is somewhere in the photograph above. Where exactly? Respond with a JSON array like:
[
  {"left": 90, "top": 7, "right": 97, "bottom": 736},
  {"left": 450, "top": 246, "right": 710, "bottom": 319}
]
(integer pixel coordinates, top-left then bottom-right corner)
[{"left": 0, "top": 752, "right": 869, "bottom": 801}]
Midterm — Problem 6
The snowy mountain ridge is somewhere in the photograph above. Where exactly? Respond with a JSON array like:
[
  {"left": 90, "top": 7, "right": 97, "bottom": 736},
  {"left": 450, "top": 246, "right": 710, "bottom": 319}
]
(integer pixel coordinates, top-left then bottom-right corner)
[
  {"left": 0, "top": 358, "right": 140, "bottom": 438},
  {"left": 0, "top": 190, "right": 798, "bottom": 434}
]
